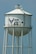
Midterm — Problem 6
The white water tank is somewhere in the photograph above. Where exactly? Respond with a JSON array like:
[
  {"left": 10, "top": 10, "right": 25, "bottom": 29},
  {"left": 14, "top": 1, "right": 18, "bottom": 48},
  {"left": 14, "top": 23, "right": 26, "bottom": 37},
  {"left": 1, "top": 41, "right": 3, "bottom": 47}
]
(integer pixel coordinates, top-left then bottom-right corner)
[{"left": 4, "top": 4, "right": 32, "bottom": 36}]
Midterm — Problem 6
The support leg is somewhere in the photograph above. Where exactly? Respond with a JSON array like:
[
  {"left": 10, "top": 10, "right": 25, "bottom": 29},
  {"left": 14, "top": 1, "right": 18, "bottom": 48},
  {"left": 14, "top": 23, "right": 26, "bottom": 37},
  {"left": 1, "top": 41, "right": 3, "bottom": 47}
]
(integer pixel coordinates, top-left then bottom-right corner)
[
  {"left": 16, "top": 36, "right": 19, "bottom": 54},
  {"left": 2, "top": 29, "right": 6, "bottom": 54},
  {"left": 12, "top": 28, "right": 14, "bottom": 54},
  {"left": 28, "top": 30, "right": 32, "bottom": 54},
  {"left": 5, "top": 28, "right": 8, "bottom": 54},
  {"left": 21, "top": 29, "right": 23, "bottom": 54}
]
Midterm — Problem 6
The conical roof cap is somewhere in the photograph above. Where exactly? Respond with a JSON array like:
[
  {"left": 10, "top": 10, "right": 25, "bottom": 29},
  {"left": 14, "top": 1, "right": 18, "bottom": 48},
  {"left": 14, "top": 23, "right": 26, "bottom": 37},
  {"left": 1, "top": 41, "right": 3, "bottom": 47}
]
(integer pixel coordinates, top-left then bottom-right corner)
[{"left": 5, "top": 4, "right": 32, "bottom": 15}]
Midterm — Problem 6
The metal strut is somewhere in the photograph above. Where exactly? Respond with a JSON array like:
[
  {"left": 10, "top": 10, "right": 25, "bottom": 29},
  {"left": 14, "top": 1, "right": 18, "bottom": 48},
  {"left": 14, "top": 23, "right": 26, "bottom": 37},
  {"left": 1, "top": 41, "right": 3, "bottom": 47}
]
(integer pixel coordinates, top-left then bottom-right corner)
[
  {"left": 21, "top": 28, "right": 23, "bottom": 54},
  {"left": 2, "top": 29, "right": 6, "bottom": 54},
  {"left": 5, "top": 28, "right": 8, "bottom": 54},
  {"left": 16, "top": 36, "right": 19, "bottom": 54},
  {"left": 12, "top": 28, "right": 15, "bottom": 54}
]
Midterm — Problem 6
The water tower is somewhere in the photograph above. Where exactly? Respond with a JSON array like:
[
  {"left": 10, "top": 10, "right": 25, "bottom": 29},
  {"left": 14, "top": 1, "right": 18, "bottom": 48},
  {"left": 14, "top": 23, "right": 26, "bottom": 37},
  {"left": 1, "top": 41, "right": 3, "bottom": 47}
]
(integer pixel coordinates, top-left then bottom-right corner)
[{"left": 2, "top": 4, "right": 32, "bottom": 54}]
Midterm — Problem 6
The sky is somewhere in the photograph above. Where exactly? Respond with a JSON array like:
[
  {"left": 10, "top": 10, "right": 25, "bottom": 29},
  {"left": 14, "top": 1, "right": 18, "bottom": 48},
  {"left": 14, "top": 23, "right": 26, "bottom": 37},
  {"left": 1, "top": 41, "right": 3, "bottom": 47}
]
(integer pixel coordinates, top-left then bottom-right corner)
[{"left": 0, "top": 0, "right": 36, "bottom": 54}]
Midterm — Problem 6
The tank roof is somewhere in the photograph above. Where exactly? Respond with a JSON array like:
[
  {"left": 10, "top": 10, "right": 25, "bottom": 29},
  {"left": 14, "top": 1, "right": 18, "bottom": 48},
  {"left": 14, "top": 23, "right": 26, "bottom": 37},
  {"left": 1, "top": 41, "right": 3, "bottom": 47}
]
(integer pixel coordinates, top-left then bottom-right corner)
[{"left": 5, "top": 5, "right": 32, "bottom": 15}]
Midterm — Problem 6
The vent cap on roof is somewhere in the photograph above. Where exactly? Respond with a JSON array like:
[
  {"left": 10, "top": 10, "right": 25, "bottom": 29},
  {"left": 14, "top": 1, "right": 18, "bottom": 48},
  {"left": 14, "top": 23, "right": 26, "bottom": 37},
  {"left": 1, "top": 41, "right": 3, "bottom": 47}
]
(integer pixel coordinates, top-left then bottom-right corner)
[{"left": 15, "top": 4, "right": 23, "bottom": 9}]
